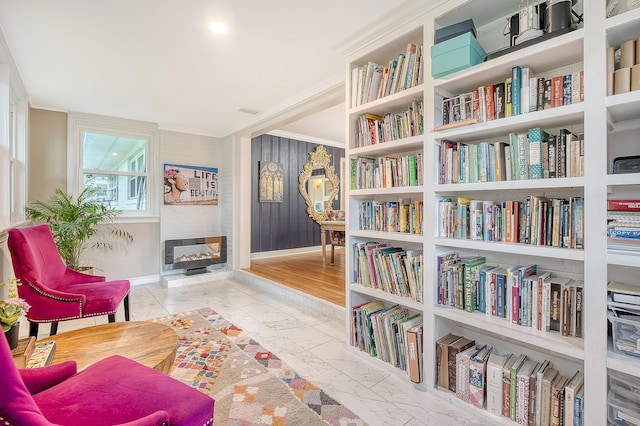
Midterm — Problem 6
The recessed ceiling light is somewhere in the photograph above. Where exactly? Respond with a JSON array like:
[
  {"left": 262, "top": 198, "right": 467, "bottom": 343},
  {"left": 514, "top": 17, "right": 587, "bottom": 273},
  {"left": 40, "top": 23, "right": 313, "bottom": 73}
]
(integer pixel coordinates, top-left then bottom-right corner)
[
  {"left": 209, "top": 21, "right": 228, "bottom": 34},
  {"left": 111, "top": 152, "right": 118, "bottom": 156}
]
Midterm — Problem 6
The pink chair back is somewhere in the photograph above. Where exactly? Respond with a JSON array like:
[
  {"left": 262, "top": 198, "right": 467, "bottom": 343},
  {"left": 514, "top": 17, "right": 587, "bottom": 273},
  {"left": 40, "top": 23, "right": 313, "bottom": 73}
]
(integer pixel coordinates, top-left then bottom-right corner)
[
  {"left": 0, "top": 334, "right": 53, "bottom": 425},
  {"left": 8, "top": 224, "right": 68, "bottom": 292}
]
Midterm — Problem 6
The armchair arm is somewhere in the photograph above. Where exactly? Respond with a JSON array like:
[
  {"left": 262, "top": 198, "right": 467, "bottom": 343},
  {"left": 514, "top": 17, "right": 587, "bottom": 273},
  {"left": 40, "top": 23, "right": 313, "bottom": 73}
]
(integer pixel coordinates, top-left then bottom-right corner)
[
  {"left": 19, "top": 361, "right": 77, "bottom": 394},
  {"left": 114, "top": 411, "right": 170, "bottom": 426},
  {"left": 63, "top": 267, "right": 106, "bottom": 284}
]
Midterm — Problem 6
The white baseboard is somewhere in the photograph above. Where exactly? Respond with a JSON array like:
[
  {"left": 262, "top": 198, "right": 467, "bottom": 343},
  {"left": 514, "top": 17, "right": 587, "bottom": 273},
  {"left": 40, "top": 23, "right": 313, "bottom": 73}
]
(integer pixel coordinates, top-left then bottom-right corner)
[
  {"left": 129, "top": 275, "right": 161, "bottom": 286},
  {"left": 161, "top": 269, "right": 233, "bottom": 288},
  {"left": 251, "top": 245, "right": 323, "bottom": 260}
]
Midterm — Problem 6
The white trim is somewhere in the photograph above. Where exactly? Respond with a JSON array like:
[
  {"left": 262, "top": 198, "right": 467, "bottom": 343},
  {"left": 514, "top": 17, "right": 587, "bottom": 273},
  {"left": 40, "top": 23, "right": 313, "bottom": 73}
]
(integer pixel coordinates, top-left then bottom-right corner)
[
  {"left": 222, "top": 74, "right": 344, "bottom": 138},
  {"left": 251, "top": 245, "right": 323, "bottom": 260},
  {"left": 266, "top": 130, "right": 344, "bottom": 148},
  {"left": 67, "top": 112, "right": 159, "bottom": 217},
  {"left": 129, "top": 274, "right": 161, "bottom": 286}
]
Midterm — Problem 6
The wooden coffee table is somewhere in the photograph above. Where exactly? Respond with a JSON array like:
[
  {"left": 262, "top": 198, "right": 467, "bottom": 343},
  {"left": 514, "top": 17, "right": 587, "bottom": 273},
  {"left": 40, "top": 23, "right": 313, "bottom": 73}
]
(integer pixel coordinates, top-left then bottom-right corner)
[{"left": 39, "top": 321, "right": 178, "bottom": 374}]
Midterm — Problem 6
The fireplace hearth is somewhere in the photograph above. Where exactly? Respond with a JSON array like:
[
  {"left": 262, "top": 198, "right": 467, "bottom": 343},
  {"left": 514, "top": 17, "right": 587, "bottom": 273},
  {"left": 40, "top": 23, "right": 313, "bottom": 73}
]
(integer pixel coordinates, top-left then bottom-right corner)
[{"left": 164, "top": 236, "right": 227, "bottom": 275}]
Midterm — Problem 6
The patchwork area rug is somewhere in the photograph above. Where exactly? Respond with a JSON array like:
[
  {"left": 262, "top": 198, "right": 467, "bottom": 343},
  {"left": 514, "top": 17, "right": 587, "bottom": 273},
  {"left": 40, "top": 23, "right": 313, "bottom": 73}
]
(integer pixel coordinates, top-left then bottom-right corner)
[{"left": 151, "top": 308, "right": 365, "bottom": 425}]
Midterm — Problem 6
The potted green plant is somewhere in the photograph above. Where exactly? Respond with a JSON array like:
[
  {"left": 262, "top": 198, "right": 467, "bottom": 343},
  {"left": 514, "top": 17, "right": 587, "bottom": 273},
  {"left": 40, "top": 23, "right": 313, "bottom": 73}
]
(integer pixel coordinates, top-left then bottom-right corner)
[
  {"left": 0, "top": 278, "right": 30, "bottom": 349},
  {"left": 25, "top": 187, "right": 134, "bottom": 272}
]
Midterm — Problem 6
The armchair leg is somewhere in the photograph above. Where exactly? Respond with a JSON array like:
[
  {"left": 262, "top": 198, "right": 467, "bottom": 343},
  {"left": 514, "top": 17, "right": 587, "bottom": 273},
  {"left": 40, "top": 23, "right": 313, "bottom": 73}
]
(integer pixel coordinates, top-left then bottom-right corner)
[
  {"left": 50, "top": 322, "right": 58, "bottom": 336},
  {"left": 29, "top": 321, "right": 39, "bottom": 337},
  {"left": 124, "top": 294, "right": 130, "bottom": 321},
  {"left": 330, "top": 244, "right": 335, "bottom": 265},
  {"left": 108, "top": 314, "right": 116, "bottom": 323}
]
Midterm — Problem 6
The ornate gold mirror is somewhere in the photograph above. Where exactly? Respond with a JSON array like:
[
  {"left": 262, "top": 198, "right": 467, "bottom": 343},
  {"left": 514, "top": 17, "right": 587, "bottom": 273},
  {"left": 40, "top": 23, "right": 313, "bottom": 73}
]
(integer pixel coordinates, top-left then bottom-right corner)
[{"left": 298, "top": 145, "right": 340, "bottom": 224}]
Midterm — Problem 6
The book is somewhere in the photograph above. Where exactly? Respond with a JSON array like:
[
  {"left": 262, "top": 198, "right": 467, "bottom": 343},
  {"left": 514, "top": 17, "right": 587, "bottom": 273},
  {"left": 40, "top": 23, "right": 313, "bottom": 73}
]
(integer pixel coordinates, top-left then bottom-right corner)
[
  {"left": 534, "top": 360, "right": 552, "bottom": 426},
  {"left": 549, "top": 276, "right": 572, "bottom": 332},
  {"left": 521, "top": 67, "right": 531, "bottom": 114},
  {"left": 512, "top": 66, "right": 522, "bottom": 115},
  {"left": 456, "top": 345, "right": 480, "bottom": 402},
  {"left": 608, "top": 199, "right": 640, "bottom": 211},
  {"left": 486, "top": 351, "right": 508, "bottom": 416},
  {"left": 563, "top": 74, "right": 572, "bottom": 106},
  {"left": 564, "top": 371, "right": 584, "bottom": 426},
  {"left": 405, "top": 323, "right": 423, "bottom": 383},
  {"left": 573, "top": 385, "right": 584, "bottom": 426},
  {"left": 541, "top": 368, "right": 559, "bottom": 426},
  {"left": 469, "top": 345, "right": 492, "bottom": 409},
  {"left": 502, "top": 354, "right": 517, "bottom": 417},
  {"left": 516, "top": 359, "right": 538, "bottom": 425},
  {"left": 494, "top": 82, "right": 506, "bottom": 119},
  {"left": 436, "top": 333, "right": 461, "bottom": 389},
  {"left": 551, "top": 374, "right": 568, "bottom": 426},
  {"left": 11, "top": 336, "right": 36, "bottom": 368},
  {"left": 528, "top": 127, "right": 549, "bottom": 180},
  {"left": 510, "top": 354, "right": 527, "bottom": 421},
  {"left": 448, "top": 337, "right": 475, "bottom": 392},
  {"left": 26, "top": 340, "right": 56, "bottom": 368}
]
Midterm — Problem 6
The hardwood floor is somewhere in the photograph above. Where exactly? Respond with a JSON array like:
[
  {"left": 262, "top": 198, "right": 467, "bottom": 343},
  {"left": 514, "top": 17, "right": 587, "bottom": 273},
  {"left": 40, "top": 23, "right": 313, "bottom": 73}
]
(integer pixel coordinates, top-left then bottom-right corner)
[{"left": 244, "top": 247, "right": 345, "bottom": 306}]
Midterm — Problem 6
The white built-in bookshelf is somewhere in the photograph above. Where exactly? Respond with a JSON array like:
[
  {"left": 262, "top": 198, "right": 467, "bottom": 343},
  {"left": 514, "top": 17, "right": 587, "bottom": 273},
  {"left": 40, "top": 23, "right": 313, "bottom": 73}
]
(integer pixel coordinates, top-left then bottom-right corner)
[{"left": 344, "top": 0, "right": 640, "bottom": 424}]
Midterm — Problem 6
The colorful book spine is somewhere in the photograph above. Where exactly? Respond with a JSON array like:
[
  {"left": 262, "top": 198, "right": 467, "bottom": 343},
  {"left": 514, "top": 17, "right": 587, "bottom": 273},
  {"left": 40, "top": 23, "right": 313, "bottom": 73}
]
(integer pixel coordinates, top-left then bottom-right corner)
[{"left": 512, "top": 66, "right": 522, "bottom": 116}]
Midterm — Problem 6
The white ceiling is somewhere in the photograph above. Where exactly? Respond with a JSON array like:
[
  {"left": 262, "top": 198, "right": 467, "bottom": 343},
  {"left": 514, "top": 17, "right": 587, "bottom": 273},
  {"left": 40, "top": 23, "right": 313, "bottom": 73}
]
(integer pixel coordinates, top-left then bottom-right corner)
[{"left": 0, "top": 0, "right": 406, "bottom": 144}]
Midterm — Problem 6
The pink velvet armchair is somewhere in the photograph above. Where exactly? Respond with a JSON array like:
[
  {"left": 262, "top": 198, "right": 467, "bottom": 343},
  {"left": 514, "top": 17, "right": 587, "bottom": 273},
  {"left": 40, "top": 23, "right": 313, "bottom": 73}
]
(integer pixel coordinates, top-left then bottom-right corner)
[
  {"left": 7, "top": 224, "right": 131, "bottom": 337},
  {"left": 0, "top": 332, "right": 215, "bottom": 425}
]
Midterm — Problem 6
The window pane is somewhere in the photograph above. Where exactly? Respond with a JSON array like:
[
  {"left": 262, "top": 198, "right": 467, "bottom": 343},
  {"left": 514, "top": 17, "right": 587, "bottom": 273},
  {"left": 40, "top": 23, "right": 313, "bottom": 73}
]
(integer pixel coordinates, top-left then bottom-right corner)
[
  {"left": 82, "top": 132, "right": 146, "bottom": 171},
  {"left": 84, "top": 173, "right": 146, "bottom": 211}
]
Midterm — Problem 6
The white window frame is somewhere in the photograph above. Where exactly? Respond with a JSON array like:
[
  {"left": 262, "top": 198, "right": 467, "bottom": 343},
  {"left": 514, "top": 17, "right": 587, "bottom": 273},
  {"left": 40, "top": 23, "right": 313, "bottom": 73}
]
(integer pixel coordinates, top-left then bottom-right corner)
[
  {"left": 0, "top": 33, "right": 28, "bottom": 232},
  {"left": 67, "top": 112, "right": 159, "bottom": 220}
]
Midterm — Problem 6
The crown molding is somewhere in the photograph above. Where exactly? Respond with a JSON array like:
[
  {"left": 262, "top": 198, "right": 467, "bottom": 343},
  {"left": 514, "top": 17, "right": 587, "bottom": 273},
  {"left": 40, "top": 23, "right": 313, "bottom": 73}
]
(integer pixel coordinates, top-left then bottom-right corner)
[
  {"left": 266, "top": 130, "right": 344, "bottom": 148},
  {"left": 222, "top": 73, "right": 344, "bottom": 139}
]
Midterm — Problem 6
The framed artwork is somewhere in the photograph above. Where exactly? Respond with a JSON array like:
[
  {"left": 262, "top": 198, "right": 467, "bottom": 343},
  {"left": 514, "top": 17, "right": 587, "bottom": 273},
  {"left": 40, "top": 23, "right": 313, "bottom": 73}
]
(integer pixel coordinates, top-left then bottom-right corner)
[
  {"left": 164, "top": 163, "right": 218, "bottom": 205},
  {"left": 259, "top": 161, "right": 284, "bottom": 203}
]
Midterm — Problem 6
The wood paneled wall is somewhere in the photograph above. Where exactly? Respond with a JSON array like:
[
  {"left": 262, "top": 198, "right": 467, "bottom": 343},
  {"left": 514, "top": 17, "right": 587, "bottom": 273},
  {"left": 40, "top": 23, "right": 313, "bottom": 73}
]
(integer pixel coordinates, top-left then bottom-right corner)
[{"left": 251, "top": 135, "right": 344, "bottom": 253}]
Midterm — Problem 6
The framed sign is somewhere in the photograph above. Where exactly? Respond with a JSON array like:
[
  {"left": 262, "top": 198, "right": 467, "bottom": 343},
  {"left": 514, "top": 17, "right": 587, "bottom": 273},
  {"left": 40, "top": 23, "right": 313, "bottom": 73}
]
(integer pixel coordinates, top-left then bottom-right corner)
[{"left": 164, "top": 163, "right": 218, "bottom": 205}]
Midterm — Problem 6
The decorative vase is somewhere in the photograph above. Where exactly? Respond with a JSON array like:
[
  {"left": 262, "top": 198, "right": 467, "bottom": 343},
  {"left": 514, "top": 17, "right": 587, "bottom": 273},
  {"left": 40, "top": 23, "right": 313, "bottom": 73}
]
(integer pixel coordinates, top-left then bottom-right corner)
[{"left": 4, "top": 322, "right": 19, "bottom": 350}]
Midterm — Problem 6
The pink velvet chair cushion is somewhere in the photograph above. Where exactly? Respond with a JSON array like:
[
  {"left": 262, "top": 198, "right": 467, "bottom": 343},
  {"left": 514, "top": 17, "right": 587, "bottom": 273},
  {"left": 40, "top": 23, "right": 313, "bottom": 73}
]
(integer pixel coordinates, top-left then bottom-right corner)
[
  {"left": 33, "top": 355, "right": 214, "bottom": 425},
  {"left": 0, "top": 333, "right": 214, "bottom": 426}
]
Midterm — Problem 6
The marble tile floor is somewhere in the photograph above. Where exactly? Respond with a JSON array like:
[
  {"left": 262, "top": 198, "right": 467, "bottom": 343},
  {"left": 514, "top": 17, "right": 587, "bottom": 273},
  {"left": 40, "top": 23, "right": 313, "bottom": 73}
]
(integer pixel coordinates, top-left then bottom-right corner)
[{"left": 19, "top": 275, "right": 492, "bottom": 426}]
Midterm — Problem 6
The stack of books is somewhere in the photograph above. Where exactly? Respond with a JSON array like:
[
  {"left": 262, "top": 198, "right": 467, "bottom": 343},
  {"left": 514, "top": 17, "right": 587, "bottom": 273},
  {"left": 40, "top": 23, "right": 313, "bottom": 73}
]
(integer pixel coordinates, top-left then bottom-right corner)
[
  {"left": 607, "top": 199, "right": 640, "bottom": 251},
  {"left": 12, "top": 338, "right": 56, "bottom": 368},
  {"left": 435, "top": 333, "right": 584, "bottom": 425}
]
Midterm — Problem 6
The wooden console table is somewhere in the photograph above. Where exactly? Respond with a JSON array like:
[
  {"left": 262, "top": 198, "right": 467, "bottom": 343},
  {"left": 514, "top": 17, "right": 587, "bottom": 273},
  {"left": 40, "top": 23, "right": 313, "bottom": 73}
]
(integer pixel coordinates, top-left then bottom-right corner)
[
  {"left": 39, "top": 321, "right": 178, "bottom": 374},
  {"left": 320, "top": 220, "right": 345, "bottom": 265}
]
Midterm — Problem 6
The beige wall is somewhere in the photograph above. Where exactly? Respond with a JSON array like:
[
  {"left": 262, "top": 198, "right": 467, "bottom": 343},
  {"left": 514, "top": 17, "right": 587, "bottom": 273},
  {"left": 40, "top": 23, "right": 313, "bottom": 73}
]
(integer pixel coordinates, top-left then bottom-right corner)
[
  {"left": 26, "top": 108, "right": 227, "bottom": 282},
  {"left": 28, "top": 108, "right": 67, "bottom": 203}
]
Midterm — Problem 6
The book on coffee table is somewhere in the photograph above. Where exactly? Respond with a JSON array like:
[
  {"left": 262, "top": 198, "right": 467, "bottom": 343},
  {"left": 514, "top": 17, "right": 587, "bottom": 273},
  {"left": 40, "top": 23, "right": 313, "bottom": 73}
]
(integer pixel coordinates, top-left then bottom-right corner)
[
  {"left": 11, "top": 336, "right": 36, "bottom": 368},
  {"left": 26, "top": 340, "right": 56, "bottom": 368}
]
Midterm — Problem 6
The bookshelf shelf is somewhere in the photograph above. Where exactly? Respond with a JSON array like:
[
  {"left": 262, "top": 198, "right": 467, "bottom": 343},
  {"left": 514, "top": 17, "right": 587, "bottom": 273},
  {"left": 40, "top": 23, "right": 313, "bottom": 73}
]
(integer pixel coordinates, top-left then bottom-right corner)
[
  {"left": 349, "top": 84, "right": 424, "bottom": 117},
  {"left": 606, "top": 90, "right": 640, "bottom": 125},
  {"left": 607, "top": 341, "right": 640, "bottom": 378},
  {"left": 430, "top": 103, "right": 584, "bottom": 142},
  {"left": 606, "top": 173, "right": 640, "bottom": 187},
  {"left": 349, "top": 186, "right": 424, "bottom": 198},
  {"left": 605, "top": 7, "right": 640, "bottom": 47},
  {"left": 349, "top": 283, "right": 423, "bottom": 310},
  {"left": 433, "top": 237, "right": 585, "bottom": 261},
  {"left": 433, "top": 29, "right": 584, "bottom": 95},
  {"left": 350, "top": 135, "right": 423, "bottom": 156},
  {"left": 434, "top": 306, "right": 585, "bottom": 360},
  {"left": 607, "top": 250, "right": 640, "bottom": 267},
  {"left": 435, "top": 177, "right": 585, "bottom": 193},
  {"left": 350, "top": 229, "right": 424, "bottom": 243}
]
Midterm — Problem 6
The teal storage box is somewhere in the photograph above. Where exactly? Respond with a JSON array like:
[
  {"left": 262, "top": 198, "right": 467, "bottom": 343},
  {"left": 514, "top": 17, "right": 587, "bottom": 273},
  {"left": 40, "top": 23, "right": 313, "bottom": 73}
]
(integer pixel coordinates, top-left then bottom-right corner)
[{"left": 431, "top": 32, "right": 487, "bottom": 78}]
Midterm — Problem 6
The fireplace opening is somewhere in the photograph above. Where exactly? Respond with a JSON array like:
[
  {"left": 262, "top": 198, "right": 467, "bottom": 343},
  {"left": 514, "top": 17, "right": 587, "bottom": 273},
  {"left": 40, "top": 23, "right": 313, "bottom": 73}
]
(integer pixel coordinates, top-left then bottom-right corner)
[{"left": 164, "top": 236, "right": 227, "bottom": 275}]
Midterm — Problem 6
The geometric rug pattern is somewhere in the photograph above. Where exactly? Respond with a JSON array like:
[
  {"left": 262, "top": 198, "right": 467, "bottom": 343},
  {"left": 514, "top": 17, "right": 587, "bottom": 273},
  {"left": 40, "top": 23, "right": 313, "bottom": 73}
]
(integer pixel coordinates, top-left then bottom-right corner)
[{"left": 151, "top": 308, "right": 366, "bottom": 425}]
